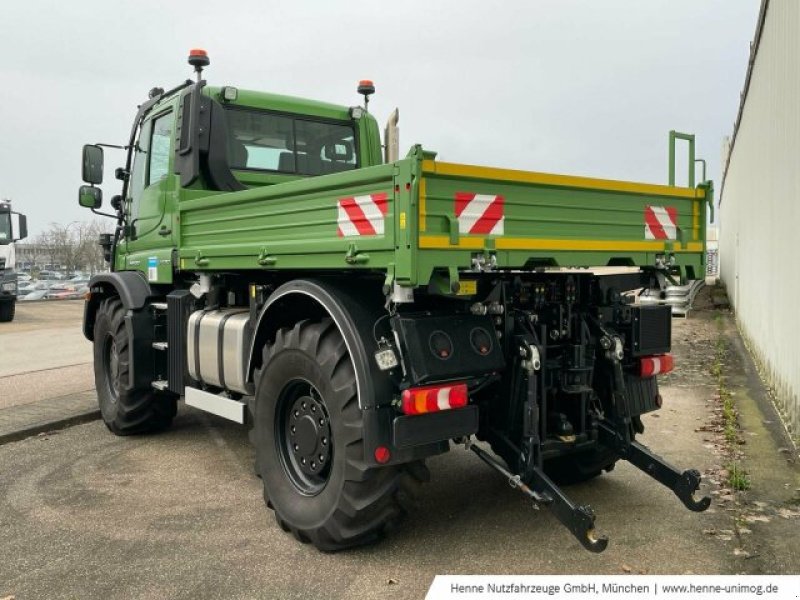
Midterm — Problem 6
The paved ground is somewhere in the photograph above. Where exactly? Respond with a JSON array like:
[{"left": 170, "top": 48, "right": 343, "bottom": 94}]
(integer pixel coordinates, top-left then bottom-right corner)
[
  {"left": 0, "top": 301, "right": 97, "bottom": 442},
  {"left": 0, "top": 300, "right": 90, "bottom": 379},
  {"left": 0, "top": 300, "right": 798, "bottom": 599}
]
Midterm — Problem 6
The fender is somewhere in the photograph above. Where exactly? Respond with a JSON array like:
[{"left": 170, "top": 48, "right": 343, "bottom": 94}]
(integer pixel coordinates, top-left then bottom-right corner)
[
  {"left": 83, "top": 271, "right": 153, "bottom": 340},
  {"left": 247, "top": 279, "right": 382, "bottom": 409},
  {"left": 247, "top": 278, "right": 446, "bottom": 467}
]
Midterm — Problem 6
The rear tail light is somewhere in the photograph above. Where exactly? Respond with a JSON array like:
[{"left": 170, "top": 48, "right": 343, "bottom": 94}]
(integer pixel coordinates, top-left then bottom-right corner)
[
  {"left": 400, "top": 382, "right": 468, "bottom": 415},
  {"left": 640, "top": 354, "right": 674, "bottom": 377}
]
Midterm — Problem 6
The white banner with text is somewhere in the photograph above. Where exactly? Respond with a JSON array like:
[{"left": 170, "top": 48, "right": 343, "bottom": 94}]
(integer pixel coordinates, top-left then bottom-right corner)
[{"left": 425, "top": 575, "right": 799, "bottom": 600}]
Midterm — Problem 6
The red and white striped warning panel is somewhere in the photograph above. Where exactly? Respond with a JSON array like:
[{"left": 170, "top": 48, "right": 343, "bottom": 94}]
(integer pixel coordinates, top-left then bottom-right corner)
[
  {"left": 644, "top": 205, "right": 678, "bottom": 240},
  {"left": 337, "top": 192, "right": 389, "bottom": 237},
  {"left": 455, "top": 192, "right": 505, "bottom": 235}
]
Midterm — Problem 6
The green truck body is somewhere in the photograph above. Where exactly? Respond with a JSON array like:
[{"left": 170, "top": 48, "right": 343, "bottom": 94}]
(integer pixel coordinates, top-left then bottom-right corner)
[
  {"left": 79, "top": 52, "right": 712, "bottom": 554},
  {"left": 120, "top": 87, "right": 710, "bottom": 289}
]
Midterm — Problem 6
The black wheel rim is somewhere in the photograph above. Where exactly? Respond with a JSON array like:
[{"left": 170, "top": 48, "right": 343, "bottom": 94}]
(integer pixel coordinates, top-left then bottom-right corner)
[
  {"left": 276, "top": 378, "right": 332, "bottom": 495},
  {"left": 103, "top": 334, "right": 119, "bottom": 403}
]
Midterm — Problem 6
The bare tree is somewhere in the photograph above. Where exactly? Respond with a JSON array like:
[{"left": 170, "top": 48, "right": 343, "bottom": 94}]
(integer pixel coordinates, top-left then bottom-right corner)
[
  {"left": 34, "top": 225, "right": 65, "bottom": 272},
  {"left": 77, "top": 220, "right": 113, "bottom": 274},
  {"left": 33, "top": 219, "right": 113, "bottom": 276}
]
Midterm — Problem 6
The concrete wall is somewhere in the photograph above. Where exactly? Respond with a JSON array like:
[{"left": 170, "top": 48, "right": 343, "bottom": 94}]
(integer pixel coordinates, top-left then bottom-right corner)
[{"left": 720, "top": 0, "right": 800, "bottom": 434}]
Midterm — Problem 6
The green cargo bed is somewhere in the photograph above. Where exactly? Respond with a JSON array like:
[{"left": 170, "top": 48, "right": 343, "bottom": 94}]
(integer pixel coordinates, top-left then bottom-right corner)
[{"left": 176, "top": 148, "right": 710, "bottom": 286}]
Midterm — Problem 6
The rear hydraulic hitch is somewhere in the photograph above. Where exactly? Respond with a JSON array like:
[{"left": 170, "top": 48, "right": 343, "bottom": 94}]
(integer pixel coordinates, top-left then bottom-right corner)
[
  {"left": 598, "top": 421, "right": 711, "bottom": 512},
  {"left": 469, "top": 442, "right": 609, "bottom": 553},
  {"left": 596, "top": 351, "right": 711, "bottom": 512},
  {"left": 469, "top": 330, "right": 609, "bottom": 553}
]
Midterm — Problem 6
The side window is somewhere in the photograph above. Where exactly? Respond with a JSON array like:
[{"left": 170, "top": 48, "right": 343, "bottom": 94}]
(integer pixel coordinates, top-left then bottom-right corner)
[
  {"left": 148, "top": 112, "right": 174, "bottom": 185},
  {"left": 128, "top": 111, "right": 173, "bottom": 222},
  {"left": 224, "top": 107, "right": 359, "bottom": 176},
  {"left": 226, "top": 110, "right": 293, "bottom": 172},
  {"left": 128, "top": 121, "right": 152, "bottom": 220},
  {"left": 295, "top": 120, "right": 357, "bottom": 175}
]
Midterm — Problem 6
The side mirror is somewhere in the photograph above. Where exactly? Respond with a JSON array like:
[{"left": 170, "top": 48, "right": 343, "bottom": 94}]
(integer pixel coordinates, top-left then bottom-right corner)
[
  {"left": 79, "top": 185, "right": 103, "bottom": 209},
  {"left": 110, "top": 194, "right": 122, "bottom": 212},
  {"left": 82, "top": 144, "right": 104, "bottom": 184},
  {"left": 14, "top": 214, "right": 27, "bottom": 241}
]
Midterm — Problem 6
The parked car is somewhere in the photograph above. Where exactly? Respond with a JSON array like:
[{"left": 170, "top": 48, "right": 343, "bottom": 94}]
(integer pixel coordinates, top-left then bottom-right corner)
[
  {"left": 21, "top": 290, "right": 47, "bottom": 301},
  {"left": 17, "top": 281, "right": 36, "bottom": 295},
  {"left": 37, "top": 270, "right": 64, "bottom": 280},
  {"left": 45, "top": 283, "right": 89, "bottom": 300}
]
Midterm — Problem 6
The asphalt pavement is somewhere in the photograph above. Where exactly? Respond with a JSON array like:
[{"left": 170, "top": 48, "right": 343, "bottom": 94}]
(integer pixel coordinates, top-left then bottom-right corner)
[
  {"left": 0, "top": 301, "right": 798, "bottom": 599},
  {"left": 0, "top": 301, "right": 97, "bottom": 442}
]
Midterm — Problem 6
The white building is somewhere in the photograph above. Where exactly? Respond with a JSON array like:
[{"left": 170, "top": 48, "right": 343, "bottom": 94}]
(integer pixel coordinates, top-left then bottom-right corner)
[{"left": 720, "top": 0, "right": 800, "bottom": 433}]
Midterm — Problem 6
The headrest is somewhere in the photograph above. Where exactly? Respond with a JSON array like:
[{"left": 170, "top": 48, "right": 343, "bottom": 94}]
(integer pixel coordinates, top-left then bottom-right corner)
[{"left": 323, "top": 141, "right": 354, "bottom": 162}]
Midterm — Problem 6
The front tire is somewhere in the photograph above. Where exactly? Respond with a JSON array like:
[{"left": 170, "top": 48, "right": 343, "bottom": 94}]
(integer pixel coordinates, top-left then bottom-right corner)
[
  {"left": 93, "top": 297, "right": 176, "bottom": 435},
  {"left": 0, "top": 299, "right": 14, "bottom": 322},
  {"left": 252, "top": 318, "right": 427, "bottom": 551}
]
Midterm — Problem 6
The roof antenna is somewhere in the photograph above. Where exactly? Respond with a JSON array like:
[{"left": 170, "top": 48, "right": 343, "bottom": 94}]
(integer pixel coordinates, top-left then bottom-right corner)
[
  {"left": 188, "top": 48, "right": 210, "bottom": 82},
  {"left": 357, "top": 80, "right": 375, "bottom": 112}
]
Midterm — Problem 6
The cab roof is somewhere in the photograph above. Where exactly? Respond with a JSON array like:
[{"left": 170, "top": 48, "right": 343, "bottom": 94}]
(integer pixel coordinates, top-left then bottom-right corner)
[{"left": 206, "top": 86, "right": 355, "bottom": 122}]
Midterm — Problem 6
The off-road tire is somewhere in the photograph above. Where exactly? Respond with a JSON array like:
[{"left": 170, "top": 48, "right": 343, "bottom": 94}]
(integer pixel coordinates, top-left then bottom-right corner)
[
  {"left": 0, "top": 299, "right": 14, "bottom": 322},
  {"left": 93, "top": 296, "right": 176, "bottom": 435},
  {"left": 251, "top": 318, "right": 428, "bottom": 551}
]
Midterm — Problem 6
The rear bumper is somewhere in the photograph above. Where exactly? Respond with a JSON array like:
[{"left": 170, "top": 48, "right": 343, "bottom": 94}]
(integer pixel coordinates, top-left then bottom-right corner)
[{"left": 393, "top": 405, "right": 479, "bottom": 449}]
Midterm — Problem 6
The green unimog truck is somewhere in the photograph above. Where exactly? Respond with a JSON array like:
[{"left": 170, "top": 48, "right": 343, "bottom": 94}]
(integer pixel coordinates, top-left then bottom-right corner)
[{"left": 79, "top": 49, "right": 712, "bottom": 552}]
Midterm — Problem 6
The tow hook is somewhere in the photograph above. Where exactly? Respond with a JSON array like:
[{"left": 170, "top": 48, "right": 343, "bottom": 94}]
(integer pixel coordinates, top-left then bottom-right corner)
[{"left": 469, "top": 441, "right": 609, "bottom": 553}]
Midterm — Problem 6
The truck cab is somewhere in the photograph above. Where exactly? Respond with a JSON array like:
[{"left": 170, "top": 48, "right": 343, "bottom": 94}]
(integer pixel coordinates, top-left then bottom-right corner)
[{"left": 0, "top": 200, "right": 28, "bottom": 322}]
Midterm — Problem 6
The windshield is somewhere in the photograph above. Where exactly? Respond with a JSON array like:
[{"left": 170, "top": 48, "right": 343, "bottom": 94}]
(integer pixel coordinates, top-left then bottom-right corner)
[
  {"left": 225, "top": 108, "right": 357, "bottom": 176},
  {"left": 0, "top": 212, "right": 11, "bottom": 245}
]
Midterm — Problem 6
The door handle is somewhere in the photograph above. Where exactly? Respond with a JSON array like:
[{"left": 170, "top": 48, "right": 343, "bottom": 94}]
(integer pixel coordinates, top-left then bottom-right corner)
[{"left": 158, "top": 226, "right": 172, "bottom": 236}]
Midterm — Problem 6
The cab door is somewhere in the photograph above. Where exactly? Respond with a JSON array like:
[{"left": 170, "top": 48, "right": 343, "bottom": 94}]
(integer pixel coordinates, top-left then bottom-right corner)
[{"left": 123, "top": 108, "right": 177, "bottom": 283}]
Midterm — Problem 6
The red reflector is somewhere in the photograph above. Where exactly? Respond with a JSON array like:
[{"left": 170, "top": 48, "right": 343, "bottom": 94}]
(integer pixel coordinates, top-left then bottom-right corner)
[
  {"left": 400, "top": 383, "right": 468, "bottom": 415},
  {"left": 640, "top": 354, "right": 674, "bottom": 377},
  {"left": 374, "top": 446, "right": 391, "bottom": 464}
]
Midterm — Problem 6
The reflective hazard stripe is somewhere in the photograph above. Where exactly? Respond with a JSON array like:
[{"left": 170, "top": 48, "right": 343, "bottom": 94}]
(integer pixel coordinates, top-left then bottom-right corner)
[
  {"left": 455, "top": 192, "right": 504, "bottom": 235},
  {"left": 337, "top": 193, "right": 389, "bottom": 237},
  {"left": 644, "top": 205, "right": 677, "bottom": 240}
]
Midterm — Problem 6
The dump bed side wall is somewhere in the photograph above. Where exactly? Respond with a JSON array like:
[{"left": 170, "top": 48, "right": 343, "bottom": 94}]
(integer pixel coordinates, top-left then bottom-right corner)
[
  {"left": 175, "top": 153, "right": 707, "bottom": 286},
  {"left": 416, "top": 160, "right": 707, "bottom": 284},
  {"left": 177, "top": 164, "right": 399, "bottom": 272}
]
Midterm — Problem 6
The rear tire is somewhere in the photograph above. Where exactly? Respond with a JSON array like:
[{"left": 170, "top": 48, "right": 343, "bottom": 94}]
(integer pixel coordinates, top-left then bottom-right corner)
[
  {"left": 93, "top": 296, "right": 176, "bottom": 435},
  {"left": 252, "top": 318, "right": 428, "bottom": 551},
  {"left": 0, "top": 299, "right": 14, "bottom": 322}
]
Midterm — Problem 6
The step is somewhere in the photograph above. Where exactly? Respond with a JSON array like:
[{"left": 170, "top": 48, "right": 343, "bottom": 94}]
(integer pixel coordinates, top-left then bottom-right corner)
[
  {"left": 152, "top": 380, "right": 168, "bottom": 391},
  {"left": 184, "top": 387, "right": 246, "bottom": 424},
  {"left": 150, "top": 302, "right": 168, "bottom": 311},
  {"left": 152, "top": 341, "right": 168, "bottom": 351}
]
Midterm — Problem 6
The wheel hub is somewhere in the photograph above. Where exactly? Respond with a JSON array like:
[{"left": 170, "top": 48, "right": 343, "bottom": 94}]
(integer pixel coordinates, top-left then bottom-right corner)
[
  {"left": 286, "top": 390, "right": 331, "bottom": 482},
  {"left": 105, "top": 336, "right": 120, "bottom": 402}
]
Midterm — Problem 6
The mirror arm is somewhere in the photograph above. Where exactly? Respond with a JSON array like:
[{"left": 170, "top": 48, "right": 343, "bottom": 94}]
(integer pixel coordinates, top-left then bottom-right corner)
[
  {"left": 95, "top": 143, "right": 127, "bottom": 150},
  {"left": 91, "top": 208, "right": 118, "bottom": 219}
]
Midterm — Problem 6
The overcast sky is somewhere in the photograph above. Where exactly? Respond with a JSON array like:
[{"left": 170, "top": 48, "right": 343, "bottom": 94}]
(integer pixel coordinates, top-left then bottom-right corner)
[{"left": 1, "top": 0, "right": 759, "bottom": 237}]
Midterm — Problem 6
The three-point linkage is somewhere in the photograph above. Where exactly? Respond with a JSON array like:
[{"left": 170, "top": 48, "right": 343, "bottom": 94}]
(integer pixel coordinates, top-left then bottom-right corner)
[{"left": 469, "top": 313, "right": 710, "bottom": 553}]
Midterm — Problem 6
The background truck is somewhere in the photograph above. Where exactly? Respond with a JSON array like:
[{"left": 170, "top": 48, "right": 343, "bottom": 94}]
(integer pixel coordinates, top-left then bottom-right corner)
[
  {"left": 0, "top": 200, "right": 28, "bottom": 322},
  {"left": 79, "top": 50, "right": 712, "bottom": 553}
]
